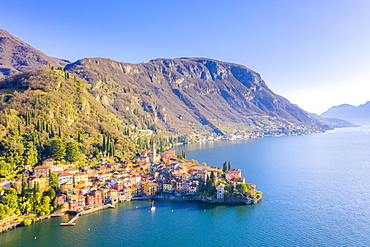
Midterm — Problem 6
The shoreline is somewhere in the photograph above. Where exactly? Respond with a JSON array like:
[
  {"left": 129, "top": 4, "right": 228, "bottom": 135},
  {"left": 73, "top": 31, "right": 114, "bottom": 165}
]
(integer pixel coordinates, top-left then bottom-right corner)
[
  {"left": 133, "top": 194, "right": 260, "bottom": 205},
  {"left": 0, "top": 195, "right": 260, "bottom": 233}
]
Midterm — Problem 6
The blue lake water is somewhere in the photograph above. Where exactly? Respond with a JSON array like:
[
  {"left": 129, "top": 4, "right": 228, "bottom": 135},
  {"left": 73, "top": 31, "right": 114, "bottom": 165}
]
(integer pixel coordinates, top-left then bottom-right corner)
[{"left": 1, "top": 127, "right": 370, "bottom": 246}]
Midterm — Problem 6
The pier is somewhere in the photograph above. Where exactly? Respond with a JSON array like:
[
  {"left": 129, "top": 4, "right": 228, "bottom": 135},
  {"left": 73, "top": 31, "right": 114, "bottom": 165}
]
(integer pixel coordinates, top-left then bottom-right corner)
[
  {"left": 60, "top": 213, "right": 80, "bottom": 226},
  {"left": 59, "top": 204, "right": 112, "bottom": 226}
]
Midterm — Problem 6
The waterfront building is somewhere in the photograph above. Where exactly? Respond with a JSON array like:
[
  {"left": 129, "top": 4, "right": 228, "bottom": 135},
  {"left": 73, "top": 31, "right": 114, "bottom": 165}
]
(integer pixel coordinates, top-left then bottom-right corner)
[{"left": 216, "top": 183, "right": 225, "bottom": 199}]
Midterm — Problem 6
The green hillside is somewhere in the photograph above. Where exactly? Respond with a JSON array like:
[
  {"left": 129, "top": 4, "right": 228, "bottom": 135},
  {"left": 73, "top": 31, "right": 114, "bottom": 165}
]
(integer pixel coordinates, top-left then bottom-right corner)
[{"left": 0, "top": 67, "right": 141, "bottom": 179}]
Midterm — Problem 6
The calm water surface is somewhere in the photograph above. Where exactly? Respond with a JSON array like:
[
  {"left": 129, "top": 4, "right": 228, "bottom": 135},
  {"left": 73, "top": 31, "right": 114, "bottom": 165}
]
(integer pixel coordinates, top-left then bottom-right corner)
[{"left": 1, "top": 127, "right": 370, "bottom": 246}]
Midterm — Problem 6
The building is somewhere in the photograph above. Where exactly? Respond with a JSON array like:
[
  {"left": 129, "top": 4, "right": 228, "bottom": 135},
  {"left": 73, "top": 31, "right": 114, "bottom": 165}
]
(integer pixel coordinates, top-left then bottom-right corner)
[
  {"left": 33, "top": 165, "right": 50, "bottom": 177},
  {"left": 49, "top": 164, "right": 64, "bottom": 174},
  {"left": 225, "top": 169, "right": 242, "bottom": 181},
  {"left": 42, "top": 158, "right": 54, "bottom": 166},
  {"left": 74, "top": 172, "right": 88, "bottom": 186},
  {"left": 92, "top": 190, "right": 103, "bottom": 205},
  {"left": 162, "top": 183, "right": 174, "bottom": 193},
  {"left": 151, "top": 140, "right": 157, "bottom": 163},
  {"left": 107, "top": 189, "right": 119, "bottom": 203},
  {"left": 216, "top": 183, "right": 225, "bottom": 200},
  {"left": 67, "top": 194, "right": 79, "bottom": 209},
  {"left": 142, "top": 182, "right": 158, "bottom": 196},
  {"left": 27, "top": 175, "right": 49, "bottom": 191},
  {"left": 58, "top": 173, "right": 74, "bottom": 186},
  {"left": 60, "top": 182, "right": 74, "bottom": 193},
  {"left": 0, "top": 179, "right": 12, "bottom": 190}
]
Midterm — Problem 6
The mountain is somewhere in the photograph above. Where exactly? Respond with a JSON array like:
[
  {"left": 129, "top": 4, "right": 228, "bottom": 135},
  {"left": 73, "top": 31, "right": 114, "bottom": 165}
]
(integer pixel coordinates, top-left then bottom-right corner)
[
  {"left": 309, "top": 113, "right": 357, "bottom": 130},
  {"left": 320, "top": 102, "right": 370, "bottom": 125},
  {"left": 65, "top": 57, "right": 321, "bottom": 136},
  {"left": 0, "top": 28, "right": 322, "bottom": 138},
  {"left": 0, "top": 29, "right": 69, "bottom": 78}
]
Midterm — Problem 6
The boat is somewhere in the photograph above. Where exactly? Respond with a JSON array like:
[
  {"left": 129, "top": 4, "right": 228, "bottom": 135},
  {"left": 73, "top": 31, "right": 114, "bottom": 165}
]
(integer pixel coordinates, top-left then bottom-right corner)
[{"left": 150, "top": 200, "right": 156, "bottom": 211}]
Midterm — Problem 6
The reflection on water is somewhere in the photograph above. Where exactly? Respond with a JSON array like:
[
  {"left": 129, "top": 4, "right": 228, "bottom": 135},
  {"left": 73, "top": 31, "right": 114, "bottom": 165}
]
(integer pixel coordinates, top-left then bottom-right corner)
[{"left": 174, "top": 139, "right": 257, "bottom": 152}]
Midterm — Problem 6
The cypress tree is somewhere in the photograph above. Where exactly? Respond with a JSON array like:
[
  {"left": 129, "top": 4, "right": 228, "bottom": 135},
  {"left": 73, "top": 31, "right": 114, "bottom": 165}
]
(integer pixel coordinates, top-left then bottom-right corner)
[
  {"left": 21, "top": 174, "right": 28, "bottom": 196},
  {"left": 102, "top": 135, "right": 106, "bottom": 152},
  {"left": 77, "top": 132, "right": 81, "bottom": 142},
  {"left": 223, "top": 161, "right": 227, "bottom": 172},
  {"left": 18, "top": 121, "right": 22, "bottom": 135}
]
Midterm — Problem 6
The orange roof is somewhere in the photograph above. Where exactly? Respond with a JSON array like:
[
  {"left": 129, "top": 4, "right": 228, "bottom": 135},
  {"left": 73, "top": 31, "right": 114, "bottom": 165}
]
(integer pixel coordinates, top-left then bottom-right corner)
[
  {"left": 34, "top": 165, "right": 49, "bottom": 169},
  {"left": 58, "top": 172, "right": 73, "bottom": 177},
  {"left": 65, "top": 168, "right": 77, "bottom": 171},
  {"left": 75, "top": 172, "right": 87, "bottom": 176}
]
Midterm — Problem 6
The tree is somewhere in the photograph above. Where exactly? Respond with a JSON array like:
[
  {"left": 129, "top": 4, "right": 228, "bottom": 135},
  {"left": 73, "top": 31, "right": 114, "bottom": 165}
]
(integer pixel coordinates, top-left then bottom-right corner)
[
  {"left": 236, "top": 183, "right": 248, "bottom": 194},
  {"left": 20, "top": 201, "right": 32, "bottom": 214},
  {"left": 24, "top": 141, "right": 38, "bottom": 167},
  {"left": 46, "top": 188, "right": 56, "bottom": 200},
  {"left": 34, "top": 182, "right": 42, "bottom": 194},
  {"left": 0, "top": 204, "right": 10, "bottom": 219},
  {"left": 50, "top": 138, "right": 66, "bottom": 161},
  {"left": 1, "top": 191, "right": 18, "bottom": 211},
  {"left": 177, "top": 150, "right": 186, "bottom": 160},
  {"left": 223, "top": 161, "right": 227, "bottom": 172},
  {"left": 210, "top": 171, "right": 217, "bottom": 184},
  {"left": 49, "top": 172, "right": 59, "bottom": 188},
  {"left": 223, "top": 161, "right": 232, "bottom": 172},
  {"left": 21, "top": 174, "right": 28, "bottom": 196},
  {"left": 228, "top": 161, "right": 232, "bottom": 171},
  {"left": 65, "top": 141, "right": 80, "bottom": 162}
]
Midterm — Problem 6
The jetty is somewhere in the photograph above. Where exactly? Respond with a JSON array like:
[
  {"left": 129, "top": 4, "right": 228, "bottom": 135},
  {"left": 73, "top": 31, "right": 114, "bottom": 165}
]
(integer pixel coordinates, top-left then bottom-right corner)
[
  {"left": 59, "top": 204, "right": 113, "bottom": 226},
  {"left": 60, "top": 213, "right": 80, "bottom": 226}
]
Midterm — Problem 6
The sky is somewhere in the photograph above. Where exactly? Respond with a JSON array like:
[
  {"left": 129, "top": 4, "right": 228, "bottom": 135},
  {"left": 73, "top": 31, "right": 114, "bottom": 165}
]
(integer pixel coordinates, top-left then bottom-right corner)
[{"left": 1, "top": 0, "right": 370, "bottom": 114}]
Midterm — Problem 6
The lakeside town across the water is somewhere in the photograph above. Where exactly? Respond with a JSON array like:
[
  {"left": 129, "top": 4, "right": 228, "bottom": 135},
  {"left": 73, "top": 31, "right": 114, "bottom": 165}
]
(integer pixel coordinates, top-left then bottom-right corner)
[{"left": 0, "top": 144, "right": 261, "bottom": 231}]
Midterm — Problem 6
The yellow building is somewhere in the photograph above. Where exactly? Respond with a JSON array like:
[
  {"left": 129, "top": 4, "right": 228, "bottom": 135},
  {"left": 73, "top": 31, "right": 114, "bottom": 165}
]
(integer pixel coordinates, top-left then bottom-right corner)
[
  {"left": 74, "top": 172, "right": 88, "bottom": 186},
  {"left": 60, "top": 182, "right": 74, "bottom": 193},
  {"left": 142, "top": 182, "right": 158, "bottom": 196},
  {"left": 163, "top": 183, "right": 174, "bottom": 193},
  {"left": 27, "top": 175, "right": 49, "bottom": 192}
]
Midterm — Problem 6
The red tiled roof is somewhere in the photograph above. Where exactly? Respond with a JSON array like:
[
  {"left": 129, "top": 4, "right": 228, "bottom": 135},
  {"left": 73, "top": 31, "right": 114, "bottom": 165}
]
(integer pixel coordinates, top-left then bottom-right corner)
[
  {"left": 58, "top": 172, "right": 73, "bottom": 177},
  {"left": 34, "top": 165, "right": 50, "bottom": 169}
]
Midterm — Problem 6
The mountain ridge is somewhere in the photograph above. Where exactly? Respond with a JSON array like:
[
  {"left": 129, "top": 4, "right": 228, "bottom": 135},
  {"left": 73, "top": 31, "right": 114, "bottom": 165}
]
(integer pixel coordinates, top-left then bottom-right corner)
[
  {"left": 0, "top": 28, "right": 69, "bottom": 78},
  {"left": 0, "top": 28, "right": 322, "bottom": 137},
  {"left": 65, "top": 57, "right": 321, "bottom": 135},
  {"left": 320, "top": 102, "right": 370, "bottom": 125}
]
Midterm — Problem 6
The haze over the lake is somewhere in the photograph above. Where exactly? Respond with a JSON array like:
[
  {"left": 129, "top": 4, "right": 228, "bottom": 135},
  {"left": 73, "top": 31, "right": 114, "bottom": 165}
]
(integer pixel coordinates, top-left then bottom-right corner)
[{"left": 1, "top": 0, "right": 370, "bottom": 113}]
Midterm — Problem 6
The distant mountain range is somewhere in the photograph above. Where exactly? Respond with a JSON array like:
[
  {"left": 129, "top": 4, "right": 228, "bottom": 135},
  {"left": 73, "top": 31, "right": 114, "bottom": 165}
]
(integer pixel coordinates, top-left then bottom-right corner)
[
  {"left": 309, "top": 113, "right": 357, "bottom": 129},
  {"left": 0, "top": 28, "right": 323, "bottom": 137},
  {"left": 320, "top": 102, "right": 370, "bottom": 125}
]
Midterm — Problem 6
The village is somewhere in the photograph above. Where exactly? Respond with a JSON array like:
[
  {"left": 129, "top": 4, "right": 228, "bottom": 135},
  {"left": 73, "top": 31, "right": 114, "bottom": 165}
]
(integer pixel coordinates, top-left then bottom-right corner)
[{"left": 0, "top": 144, "right": 261, "bottom": 219}]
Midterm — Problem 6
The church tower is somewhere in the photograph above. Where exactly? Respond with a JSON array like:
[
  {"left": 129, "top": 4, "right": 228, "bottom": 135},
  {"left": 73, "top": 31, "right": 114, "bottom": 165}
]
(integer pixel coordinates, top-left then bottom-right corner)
[{"left": 151, "top": 139, "right": 156, "bottom": 164}]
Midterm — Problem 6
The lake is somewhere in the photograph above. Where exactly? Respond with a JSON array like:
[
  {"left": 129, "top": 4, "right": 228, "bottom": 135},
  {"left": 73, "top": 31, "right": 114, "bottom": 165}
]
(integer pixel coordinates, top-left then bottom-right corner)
[{"left": 1, "top": 127, "right": 370, "bottom": 246}]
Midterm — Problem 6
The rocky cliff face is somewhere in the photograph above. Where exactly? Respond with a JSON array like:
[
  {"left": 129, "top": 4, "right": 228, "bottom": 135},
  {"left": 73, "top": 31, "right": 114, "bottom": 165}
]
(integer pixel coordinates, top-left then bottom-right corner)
[
  {"left": 66, "top": 57, "right": 321, "bottom": 135},
  {"left": 0, "top": 29, "right": 69, "bottom": 78}
]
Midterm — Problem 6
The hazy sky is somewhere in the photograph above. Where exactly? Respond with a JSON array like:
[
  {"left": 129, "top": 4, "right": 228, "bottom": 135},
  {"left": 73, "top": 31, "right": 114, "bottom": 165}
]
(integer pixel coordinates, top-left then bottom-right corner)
[{"left": 1, "top": 0, "right": 370, "bottom": 114}]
